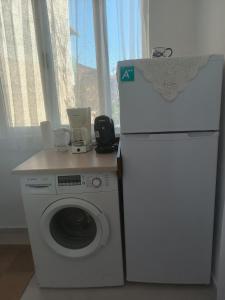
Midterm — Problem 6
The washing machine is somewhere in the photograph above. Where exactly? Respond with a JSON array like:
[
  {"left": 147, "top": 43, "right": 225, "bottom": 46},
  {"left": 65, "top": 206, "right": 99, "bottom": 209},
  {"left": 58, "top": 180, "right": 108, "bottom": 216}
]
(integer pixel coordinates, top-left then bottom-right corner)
[{"left": 21, "top": 172, "right": 124, "bottom": 287}]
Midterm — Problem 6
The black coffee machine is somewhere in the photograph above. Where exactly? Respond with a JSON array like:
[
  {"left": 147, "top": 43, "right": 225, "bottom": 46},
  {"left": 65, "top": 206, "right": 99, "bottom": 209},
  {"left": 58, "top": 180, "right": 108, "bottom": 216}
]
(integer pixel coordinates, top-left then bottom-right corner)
[{"left": 94, "top": 115, "right": 117, "bottom": 153}]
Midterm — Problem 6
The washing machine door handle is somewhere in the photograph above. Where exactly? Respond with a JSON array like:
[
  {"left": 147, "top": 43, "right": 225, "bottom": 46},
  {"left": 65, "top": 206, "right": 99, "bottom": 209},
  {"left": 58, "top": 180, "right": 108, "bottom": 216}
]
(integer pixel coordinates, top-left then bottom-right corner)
[{"left": 98, "top": 212, "right": 109, "bottom": 247}]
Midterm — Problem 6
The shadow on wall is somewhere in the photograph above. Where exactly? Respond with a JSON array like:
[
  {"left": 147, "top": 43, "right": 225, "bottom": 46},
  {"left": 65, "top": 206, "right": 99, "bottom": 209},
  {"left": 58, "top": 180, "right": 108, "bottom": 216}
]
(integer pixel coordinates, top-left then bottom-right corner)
[
  {"left": 213, "top": 65, "right": 225, "bottom": 299},
  {"left": 0, "top": 136, "right": 43, "bottom": 228}
]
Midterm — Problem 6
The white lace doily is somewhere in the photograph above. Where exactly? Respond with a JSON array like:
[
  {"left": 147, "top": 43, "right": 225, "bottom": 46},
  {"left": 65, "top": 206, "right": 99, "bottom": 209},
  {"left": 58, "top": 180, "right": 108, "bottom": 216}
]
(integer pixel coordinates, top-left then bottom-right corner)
[{"left": 133, "top": 56, "right": 210, "bottom": 101}]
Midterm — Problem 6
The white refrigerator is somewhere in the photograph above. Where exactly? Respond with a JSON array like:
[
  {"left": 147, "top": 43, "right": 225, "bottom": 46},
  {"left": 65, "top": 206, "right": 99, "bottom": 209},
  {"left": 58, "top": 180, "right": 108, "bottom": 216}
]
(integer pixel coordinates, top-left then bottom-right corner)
[{"left": 118, "top": 55, "right": 224, "bottom": 284}]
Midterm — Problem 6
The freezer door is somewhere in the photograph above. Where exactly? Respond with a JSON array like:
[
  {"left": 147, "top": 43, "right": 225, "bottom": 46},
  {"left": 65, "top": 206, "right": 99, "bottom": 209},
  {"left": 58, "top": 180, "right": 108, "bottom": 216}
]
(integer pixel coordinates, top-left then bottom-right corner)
[
  {"left": 118, "top": 56, "right": 223, "bottom": 133},
  {"left": 121, "top": 132, "right": 218, "bottom": 284}
]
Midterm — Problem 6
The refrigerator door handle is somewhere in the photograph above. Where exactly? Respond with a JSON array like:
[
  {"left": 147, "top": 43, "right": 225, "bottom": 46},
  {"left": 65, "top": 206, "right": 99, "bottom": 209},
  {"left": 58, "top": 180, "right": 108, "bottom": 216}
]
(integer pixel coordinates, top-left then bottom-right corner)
[{"left": 122, "top": 132, "right": 219, "bottom": 143}]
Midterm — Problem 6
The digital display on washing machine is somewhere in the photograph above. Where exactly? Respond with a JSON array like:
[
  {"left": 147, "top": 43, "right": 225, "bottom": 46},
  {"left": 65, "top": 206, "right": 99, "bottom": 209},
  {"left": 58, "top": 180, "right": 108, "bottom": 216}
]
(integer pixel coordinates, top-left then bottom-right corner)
[{"left": 57, "top": 175, "right": 81, "bottom": 186}]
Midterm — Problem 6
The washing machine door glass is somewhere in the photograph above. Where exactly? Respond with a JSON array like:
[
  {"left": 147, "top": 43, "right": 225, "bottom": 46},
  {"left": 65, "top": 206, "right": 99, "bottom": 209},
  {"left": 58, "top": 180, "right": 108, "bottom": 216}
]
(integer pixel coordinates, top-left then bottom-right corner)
[
  {"left": 40, "top": 198, "right": 109, "bottom": 258},
  {"left": 50, "top": 207, "right": 97, "bottom": 249}
]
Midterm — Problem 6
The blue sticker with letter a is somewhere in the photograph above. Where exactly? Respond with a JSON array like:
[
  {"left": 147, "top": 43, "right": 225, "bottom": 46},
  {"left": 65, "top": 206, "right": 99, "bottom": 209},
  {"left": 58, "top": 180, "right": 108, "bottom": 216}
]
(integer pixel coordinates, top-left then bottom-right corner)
[{"left": 120, "top": 66, "right": 134, "bottom": 82}]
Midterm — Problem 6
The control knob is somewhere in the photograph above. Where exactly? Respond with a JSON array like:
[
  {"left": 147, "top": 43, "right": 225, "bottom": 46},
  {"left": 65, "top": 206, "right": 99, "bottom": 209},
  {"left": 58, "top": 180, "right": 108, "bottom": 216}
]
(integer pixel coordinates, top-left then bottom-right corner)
[{"left": 92, "top": 177, "right": 102, "bottom": 188}]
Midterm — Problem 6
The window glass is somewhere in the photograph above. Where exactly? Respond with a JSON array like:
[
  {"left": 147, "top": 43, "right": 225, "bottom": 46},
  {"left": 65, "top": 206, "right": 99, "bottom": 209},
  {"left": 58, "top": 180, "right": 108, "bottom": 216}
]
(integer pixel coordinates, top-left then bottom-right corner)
[
  {"left": 106, "top": 0, "right": 142, "bottom": 127},
  {"left": 47, "top": 0, "right": 100, "bottom": 124},
  {"left": 69, "top": 0, "right": 101, "bottom": 122}
]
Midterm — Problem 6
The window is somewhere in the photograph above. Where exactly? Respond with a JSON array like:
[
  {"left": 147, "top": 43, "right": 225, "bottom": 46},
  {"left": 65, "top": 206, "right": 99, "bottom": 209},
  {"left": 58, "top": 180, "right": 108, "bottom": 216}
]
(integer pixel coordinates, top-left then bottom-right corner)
[
  {"left": 69, "top": 0, "right": 100, "bottom": 122},
  {"left": 0, "top": 0, "right": 149, "bottom": 130}
]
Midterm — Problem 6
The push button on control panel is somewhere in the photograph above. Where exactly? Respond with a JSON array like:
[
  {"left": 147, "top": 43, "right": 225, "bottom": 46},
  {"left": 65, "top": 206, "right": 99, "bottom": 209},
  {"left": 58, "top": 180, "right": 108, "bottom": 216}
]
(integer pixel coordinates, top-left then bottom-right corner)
[{"left": 92, "top": 177, "right": 102, "bottom": 188}]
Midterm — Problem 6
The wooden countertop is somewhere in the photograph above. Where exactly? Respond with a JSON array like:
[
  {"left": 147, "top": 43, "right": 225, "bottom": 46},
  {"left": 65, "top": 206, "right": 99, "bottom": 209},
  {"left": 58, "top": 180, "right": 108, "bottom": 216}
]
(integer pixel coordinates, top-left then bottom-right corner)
[{"left": 12, "top": 149, "right": 118, "bottom": 174}]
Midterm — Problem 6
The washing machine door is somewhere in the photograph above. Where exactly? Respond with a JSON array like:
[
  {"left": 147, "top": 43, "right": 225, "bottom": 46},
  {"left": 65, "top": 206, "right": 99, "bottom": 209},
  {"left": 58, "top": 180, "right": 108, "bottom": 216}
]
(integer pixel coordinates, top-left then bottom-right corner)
[{"left": 40, "top": 198, "right": 109, "bottom": 258}]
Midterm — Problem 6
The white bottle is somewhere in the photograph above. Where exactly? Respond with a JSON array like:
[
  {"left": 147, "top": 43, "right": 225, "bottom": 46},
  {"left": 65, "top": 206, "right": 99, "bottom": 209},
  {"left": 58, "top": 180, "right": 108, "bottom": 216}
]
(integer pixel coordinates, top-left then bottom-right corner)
[{"left": 40, "top": 121, "right": 54, "bottom": 150}]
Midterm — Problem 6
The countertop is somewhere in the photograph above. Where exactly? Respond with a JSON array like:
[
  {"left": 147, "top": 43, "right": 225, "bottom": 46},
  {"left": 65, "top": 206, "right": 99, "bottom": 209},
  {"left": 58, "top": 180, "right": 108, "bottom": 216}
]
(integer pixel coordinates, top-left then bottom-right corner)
[{"left": 12, "top": 149, "right": 118, "bottom": 174}]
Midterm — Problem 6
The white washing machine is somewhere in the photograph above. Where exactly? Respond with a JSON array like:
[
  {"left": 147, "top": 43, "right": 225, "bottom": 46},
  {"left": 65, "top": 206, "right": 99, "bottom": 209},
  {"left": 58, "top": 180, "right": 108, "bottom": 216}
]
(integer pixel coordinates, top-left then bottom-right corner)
[{"left": 21, "top": 172, "right": 124, "bottom": 288}]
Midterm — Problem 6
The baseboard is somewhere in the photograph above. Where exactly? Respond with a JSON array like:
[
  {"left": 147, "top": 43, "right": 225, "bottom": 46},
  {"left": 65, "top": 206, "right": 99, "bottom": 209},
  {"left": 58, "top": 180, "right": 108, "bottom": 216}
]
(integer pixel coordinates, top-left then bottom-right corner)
[
  {"left": 0, "top": 226, "right": 27, "bottom": 230},
  {"left": 212, "top": 273, "right": 217, "bottom": 288},
  {"left": 0, "top": 227, "right": 30, "bottom": 245}
]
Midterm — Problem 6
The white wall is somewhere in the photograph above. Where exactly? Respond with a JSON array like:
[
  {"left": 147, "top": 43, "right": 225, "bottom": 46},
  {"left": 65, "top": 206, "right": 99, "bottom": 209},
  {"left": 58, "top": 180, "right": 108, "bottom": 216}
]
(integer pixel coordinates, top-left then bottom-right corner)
[
  {"left": 149, "top": 0, "right": 225, "bottom": 55},
  {"left": 150, "top": 0, "right": 199, "bottom": 57},
  {"left": 196, "top": 0, "right": 225, "bottom": 55},
  {"left": 0, "top": 138, "right": 42, "bottom": 228}
]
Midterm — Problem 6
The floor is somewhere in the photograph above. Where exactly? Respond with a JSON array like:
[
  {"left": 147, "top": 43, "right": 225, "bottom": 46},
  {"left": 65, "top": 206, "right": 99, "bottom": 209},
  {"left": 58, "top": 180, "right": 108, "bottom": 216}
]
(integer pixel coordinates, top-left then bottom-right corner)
[
  {"left": 0, "top": 228, "right": 29, "bottom": 245},
  {"left": 21, "top": 275, "right": 216, "bottom": 300},
  {"left": 0, "top": 245, "right": 34, "bottom": 300},
  {"left": 0, "top": 230, "right": 217, "bottom": 300}
]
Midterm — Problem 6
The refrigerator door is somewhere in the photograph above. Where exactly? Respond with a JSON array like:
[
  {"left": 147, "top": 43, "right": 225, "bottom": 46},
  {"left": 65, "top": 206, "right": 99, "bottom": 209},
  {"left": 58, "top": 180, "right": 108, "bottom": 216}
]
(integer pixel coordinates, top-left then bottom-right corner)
[
  {"left": 121, "top": 132, "right": 219, "bottom": 284},
  {"left": 118, "top": 55, "right": 223, "bottom": 133}
]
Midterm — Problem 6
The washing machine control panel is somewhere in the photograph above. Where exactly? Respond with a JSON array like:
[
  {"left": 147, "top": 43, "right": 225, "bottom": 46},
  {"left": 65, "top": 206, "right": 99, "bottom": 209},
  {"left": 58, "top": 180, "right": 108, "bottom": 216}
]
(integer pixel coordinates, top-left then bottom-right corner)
[
  {"left": 58, "top": 175, "right": 82, "bottom": 186},
  {"left": 21, "top": 173, "right": 117, "bottom": 195},
  {"left": 92, "top": 177, "right": 102, "bottom": 188},
  {"left": 56, "top": 173, "right": 117, "bottom": 194}
]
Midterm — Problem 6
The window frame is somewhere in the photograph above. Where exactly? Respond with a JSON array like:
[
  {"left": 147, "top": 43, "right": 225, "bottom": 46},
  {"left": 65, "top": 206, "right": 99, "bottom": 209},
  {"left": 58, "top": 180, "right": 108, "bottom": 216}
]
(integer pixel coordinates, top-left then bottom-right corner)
[
  {"left": 32, "top": 0, "right": 61, "bottom": 129},
  {"left": 31, "top": 0, "right": 150, "bottom": 131}
]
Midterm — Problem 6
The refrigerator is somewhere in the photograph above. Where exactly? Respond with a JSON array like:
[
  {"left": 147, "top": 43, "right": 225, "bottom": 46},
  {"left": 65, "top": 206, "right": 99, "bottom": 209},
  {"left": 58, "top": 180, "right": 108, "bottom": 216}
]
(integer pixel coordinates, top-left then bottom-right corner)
[{"left": 118, "top": 55, "right": 224, "bottom": 284}]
